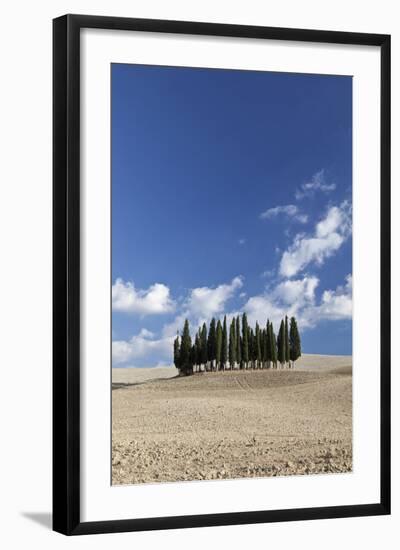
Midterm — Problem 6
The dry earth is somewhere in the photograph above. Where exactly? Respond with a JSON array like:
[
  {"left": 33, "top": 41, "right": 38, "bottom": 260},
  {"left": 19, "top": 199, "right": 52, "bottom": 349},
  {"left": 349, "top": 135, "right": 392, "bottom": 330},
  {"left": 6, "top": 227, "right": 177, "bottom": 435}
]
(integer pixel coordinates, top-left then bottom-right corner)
[{"left": 112, "top": 355, "right": 352, "bottom": 485}]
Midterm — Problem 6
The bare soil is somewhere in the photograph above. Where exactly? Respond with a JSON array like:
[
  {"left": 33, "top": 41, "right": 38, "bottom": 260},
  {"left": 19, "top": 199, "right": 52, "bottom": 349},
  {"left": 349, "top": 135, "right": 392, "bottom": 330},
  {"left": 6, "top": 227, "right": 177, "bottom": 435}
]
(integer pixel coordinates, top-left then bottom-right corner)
[{"left": 112, "top": 355, "right": 352, "bottom": 485}]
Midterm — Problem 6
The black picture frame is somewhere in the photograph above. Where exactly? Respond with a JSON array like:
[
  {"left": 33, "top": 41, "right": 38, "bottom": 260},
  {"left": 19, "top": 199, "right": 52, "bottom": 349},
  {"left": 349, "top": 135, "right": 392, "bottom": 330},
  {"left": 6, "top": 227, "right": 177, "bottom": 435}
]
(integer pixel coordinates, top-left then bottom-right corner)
[{"left": 53, "top": 14, "right": 391, "bottom": 536}]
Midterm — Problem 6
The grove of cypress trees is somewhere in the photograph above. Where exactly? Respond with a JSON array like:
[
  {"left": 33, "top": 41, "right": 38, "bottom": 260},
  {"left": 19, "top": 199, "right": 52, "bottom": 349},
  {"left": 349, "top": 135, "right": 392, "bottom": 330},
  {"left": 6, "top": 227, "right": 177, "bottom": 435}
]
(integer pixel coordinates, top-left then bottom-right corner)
[
  {"left": 208, "top": 318, "right": 216, "bottom": 371},
  {"left": 242, "top": 313, "right": 249, "bottom": 369},
  {"left": 174, "top": 315, "right": 300, "bottom": 375},
  {"left": 216, "top": 320, "right": 223, "bottom": 371},
  {"left": 289, "top": 316, "right": 301, "bottom": 368},
  {"left": 236, "top": 316, "right": 241, "bottom": 369},
  {"left": 229, "top": 318, "right": 236, "bottom": 369},
  {"left": 180, "top": 319, "right": 193, "bottom": 375}
]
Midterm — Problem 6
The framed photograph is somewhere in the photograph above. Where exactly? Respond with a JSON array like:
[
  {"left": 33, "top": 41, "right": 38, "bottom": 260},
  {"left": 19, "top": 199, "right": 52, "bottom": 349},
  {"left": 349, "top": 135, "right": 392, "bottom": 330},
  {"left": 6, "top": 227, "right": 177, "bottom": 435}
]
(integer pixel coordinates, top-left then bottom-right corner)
[{"left": 53, "top": 14, "right": 390, "bottom": 535}]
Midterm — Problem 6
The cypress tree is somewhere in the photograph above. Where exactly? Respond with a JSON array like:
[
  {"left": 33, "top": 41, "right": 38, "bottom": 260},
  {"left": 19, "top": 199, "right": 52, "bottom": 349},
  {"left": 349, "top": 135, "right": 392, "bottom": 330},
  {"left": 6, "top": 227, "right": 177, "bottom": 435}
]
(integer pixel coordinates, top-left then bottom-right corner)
[
  {"left": 265, "top": 321, "right": 271, "bottom": 368},
  {"left": 216, "top": 320, "right": 223, "bottom": 370},
  {"left": 261, "top": 328, "right": 267, "bottom": 369},
  {"left": 284, "top": 315, "right": 290, "bottom": 368},
  {"left": 277, "top": 319, "right": 285, "bottom": 368},
  {"left": 194, "top": 332, "right": 201, "bottom": 372},
  {"left": 173, "top": 333, "right": 181, "bottom": 372},
  {"left": 255, "top": 322, "right": 262, "bottom": 369},
  {"left": 251, "top": 325, "right": 255, "bottom": 369},
  {"left": 247, "top": 327, "right": 252, "bottom": 368},
  {"left": 242, "top": 313, "right": 249, "bottom": 369},
  {"left": 236, "top": 316, "right": 241, "bottom": 368},
  {"left": 260, "top": 328, "right": 264, "bottom": 368},
  {"left": 221, "top": 315, "right": 228, "bottom": 371},
  {"left": 190, "top": 343, "right": 196, "bottom": 372},
  {"left": 201, "top": 322, "right": 208, "bottom": 370},
  {"left": 289, "top": 316, "right": 301, "bottom": 368},
  {"left": 180, "top": 319, "right": 192, "bottom": 375},
  {"left": 270, "top": 322, "right": 278, "bottom": 368},
  {"left": 229, "top": 318, "right": 236, "bottom": 369},
  {"left": 197, "top": 328, "right": 202, "bottom": 369},
  {"left": 208, "top": 318, "right": 217, "bottom": 371},
  {"left": 252, "top": 327, "right": 255, "bottom": 368}
]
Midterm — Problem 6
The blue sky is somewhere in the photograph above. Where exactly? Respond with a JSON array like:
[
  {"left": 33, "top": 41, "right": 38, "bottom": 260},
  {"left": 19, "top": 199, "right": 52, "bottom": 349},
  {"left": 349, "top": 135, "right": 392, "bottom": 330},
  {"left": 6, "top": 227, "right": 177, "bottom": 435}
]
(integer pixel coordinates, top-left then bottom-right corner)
[{"left": 111, "top": 63, "right": 352, "bottom": 367}]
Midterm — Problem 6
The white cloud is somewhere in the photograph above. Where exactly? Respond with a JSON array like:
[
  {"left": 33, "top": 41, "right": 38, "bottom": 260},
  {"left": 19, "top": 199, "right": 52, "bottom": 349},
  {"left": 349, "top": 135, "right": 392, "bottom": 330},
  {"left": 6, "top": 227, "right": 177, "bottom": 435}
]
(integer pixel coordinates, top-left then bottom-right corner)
[
  {"left": 315, "top": 203, "right": 350, "bottom": 238},
  {"left": 186, "top": 276, "right": 243, "bottom": 318},
  {"left": 244, "top": 276, "right": 318, "bottom": 328},
  {"left": 243, "top": 295, "right": 285, "bottom": 329},
  {"left": 279, "top": 201, "right": 351, "bottom": 278},
  {"left": 304, "top": 274, "right": 352, "bottom": 323},
  {"left": 243, "top": 274, "right": 352, "bottom": 331},
  {"left": 272, "top": 276, "right": 319, "bottom": 306},
  {"left": 161, "top": 313, "right": 187, "bottom": 338},
  {"left": 296, "top": 214, "right": 309, "bottom": 224},
  {"left": 112, "top": 278, "right": 176, "bottom": 315},
  {"left": 261, "top": 269, "right": 275, "bottom": 279},
  {"left": 260, "top": 204, "right": 308, "bottom": 224},
  {"left": 295, "top": 169, "right": 336, "bottom": 200},
  {"left": 238, "top": 238, "right": 246, "bottom": 245},
  {"left": 138, "top": 328, "right": 155, "bottom": 339},
  {"left": 160, "top": 276, "right": 244, "bottom": 341},
  {"left": 280, "top": 233, "right": 343, "bottom": 278},
  {"left": 112, "top": 329, "right": 174, "bottom": 366}
]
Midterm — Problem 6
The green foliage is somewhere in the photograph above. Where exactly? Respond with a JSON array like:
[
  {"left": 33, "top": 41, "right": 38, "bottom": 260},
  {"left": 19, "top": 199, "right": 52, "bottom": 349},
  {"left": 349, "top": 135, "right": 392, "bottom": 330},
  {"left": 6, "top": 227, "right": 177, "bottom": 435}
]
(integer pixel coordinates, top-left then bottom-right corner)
[
  {"left": 277, "top": 320, "right": 285, "bottom": 365},
  {"left": 235, "top": 316, "right": 241, "bottom": 367},
  {"left": 221, "top": 315, "right": 228, "bottom": 368},
  {"left": 173, "top": 333, "right": 181, "bottom": 370},
  {"left": 201, "top": 322, "right": 208, "bottom": 365},
  {"left": 173, "top": 315, "right": 300, "bottom": 373},
  {"left": 190, "top": 343, "right": 197, "bottom": 368},
  {"left": 265, "top": 321, "right": 271, "bottom": 364},
  {"left": 216, "top": 320, "right": 223, "bottom": 367},
  {"left": 195, "top": 332, "right": 201, "bottom": 366},
  {"left": 180, "top": 319, "right": 193, "bottom": 374},
  {"left": 255, "top": 322, "right": 262, "bottom": 367},
  {"left": 207, "top": 318, "right": 217, "bottom": 365},
  {"left": 284, "top": 315, "right": 290, "bottom": 364},
  {"left": 261, "top": 328, "right": 266, "bottom": 366},
  {"left": 229, "top": 318, "right": 236, "bottom": 367},
  {"left": 289, "top": 316, "right": 301, "bottom": 364},
  {"left": 249, "top": 328, "right": 255, "bottom": 365},
  {"left": 242, "top": 313, "right": 249, "bottom": 366},
  {"left": 270, "top": 322, "right": 278, "bottom": 366}
]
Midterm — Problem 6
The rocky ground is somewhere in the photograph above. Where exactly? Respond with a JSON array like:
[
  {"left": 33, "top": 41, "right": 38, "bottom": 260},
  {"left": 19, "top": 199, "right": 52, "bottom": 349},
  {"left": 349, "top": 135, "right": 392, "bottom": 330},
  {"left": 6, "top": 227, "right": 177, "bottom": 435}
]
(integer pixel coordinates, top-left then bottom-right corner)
[{"left": 112, "top": 355, "right": 352, "bottom": 485}]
